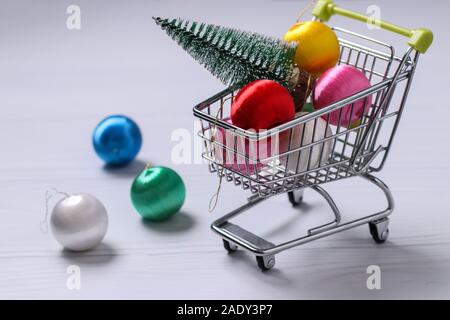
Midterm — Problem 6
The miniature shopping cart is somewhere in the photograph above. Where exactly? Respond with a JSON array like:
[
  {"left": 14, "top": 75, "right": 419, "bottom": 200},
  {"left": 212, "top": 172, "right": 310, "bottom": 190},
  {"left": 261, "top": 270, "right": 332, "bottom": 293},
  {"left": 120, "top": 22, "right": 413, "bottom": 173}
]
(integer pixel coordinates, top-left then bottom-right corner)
[{"left": 193, "top": 0, "right": 433, "bottom": 271}]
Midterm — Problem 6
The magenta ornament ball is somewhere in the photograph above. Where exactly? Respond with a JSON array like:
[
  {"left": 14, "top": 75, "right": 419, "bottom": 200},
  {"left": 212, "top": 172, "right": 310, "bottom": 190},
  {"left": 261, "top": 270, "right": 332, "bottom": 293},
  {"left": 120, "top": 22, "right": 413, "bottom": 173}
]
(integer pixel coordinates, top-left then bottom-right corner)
[{"left": 313, "top": 65, "right": 372, "bottom": 127}]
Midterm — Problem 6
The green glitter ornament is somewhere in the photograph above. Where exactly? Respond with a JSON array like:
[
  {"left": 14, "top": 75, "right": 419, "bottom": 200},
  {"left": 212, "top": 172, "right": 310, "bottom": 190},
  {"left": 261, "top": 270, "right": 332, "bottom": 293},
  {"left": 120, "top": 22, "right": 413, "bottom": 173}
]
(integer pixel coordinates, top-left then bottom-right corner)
[
  {"left": 302, "top": 102, "right": 316, "bottom": 113},
  {"left": 130, "top": 166, "right": 186, "bottom": 221}
]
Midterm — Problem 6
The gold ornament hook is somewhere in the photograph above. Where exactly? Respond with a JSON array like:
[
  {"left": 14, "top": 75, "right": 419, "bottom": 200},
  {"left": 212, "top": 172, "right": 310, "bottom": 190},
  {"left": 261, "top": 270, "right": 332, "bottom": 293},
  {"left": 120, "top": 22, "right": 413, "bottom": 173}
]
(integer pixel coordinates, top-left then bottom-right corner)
[{"left": 296, "top": 0, "right": 318, "bottom": 22}]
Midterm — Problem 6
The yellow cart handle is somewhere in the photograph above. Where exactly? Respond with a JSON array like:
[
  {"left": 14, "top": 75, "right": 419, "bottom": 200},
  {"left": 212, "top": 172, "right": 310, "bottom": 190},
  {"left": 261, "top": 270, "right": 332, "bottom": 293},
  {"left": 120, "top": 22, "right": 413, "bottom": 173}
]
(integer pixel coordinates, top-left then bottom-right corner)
[{"left": 312, "top": 0, "right": 433, "bottom": 53}]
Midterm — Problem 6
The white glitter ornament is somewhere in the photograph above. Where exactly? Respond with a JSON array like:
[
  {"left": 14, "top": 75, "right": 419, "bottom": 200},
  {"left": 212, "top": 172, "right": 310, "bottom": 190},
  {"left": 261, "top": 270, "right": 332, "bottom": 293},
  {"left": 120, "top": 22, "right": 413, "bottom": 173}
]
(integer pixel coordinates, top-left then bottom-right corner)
[
  {"left": 49, "top": 193, "right": 108, "bottom": 251},
  {"left": 280, "top": 112, "right": 333, "bottom": 174}
]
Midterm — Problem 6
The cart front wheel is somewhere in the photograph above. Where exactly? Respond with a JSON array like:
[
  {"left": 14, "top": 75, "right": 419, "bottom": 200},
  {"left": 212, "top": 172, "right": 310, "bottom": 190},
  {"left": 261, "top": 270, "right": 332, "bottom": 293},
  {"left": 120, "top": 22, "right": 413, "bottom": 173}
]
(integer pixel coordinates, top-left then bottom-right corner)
[
  {"left": 369, "top": 218, "right": 390, "bottom": 244},
  {"left": 256, "top": 255, "right": 275, "bottom": 271},
  {"left": 223, "top": 239, "right": 238, "bottom": 253}
]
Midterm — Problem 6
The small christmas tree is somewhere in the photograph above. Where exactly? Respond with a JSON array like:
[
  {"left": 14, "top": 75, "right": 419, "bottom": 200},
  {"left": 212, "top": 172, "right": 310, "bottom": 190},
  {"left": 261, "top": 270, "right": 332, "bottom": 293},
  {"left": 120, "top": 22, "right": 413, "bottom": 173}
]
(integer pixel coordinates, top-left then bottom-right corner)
[{"left": 153, "top": 17, "right": 311, "bottom": 91}]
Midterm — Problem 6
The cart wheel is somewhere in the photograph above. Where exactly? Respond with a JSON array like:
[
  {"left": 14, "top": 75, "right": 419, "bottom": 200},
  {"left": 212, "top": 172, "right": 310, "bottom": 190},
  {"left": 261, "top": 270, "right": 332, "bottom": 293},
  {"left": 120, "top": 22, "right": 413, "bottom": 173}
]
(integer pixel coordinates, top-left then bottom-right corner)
[
  {"left": 288, "top": 190, "right": 304, "bottom": 207},
  {"left": 223, "top": 239, "right": 238, "bottom": 253},
  {"left": 256, "top": 255, "right": 275, "bottom": 271},
  {"left": 369, "top": 218, "right": 389, "bottom": 244}
]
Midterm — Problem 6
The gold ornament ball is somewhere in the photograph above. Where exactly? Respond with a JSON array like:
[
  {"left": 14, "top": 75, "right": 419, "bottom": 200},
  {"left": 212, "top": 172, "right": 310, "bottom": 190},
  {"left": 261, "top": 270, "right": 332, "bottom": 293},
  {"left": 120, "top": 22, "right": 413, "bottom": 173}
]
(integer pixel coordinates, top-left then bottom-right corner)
[{"left": 284, "top": 21, "right": 340, "bottom": 75}]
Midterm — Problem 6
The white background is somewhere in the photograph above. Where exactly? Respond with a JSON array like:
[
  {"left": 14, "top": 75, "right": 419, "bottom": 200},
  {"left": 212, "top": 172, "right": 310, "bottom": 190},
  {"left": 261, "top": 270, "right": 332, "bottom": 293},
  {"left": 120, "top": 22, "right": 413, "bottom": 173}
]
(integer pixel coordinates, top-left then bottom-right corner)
[{"left": 1, "top": 0, "right": 449, "bottom": 299}]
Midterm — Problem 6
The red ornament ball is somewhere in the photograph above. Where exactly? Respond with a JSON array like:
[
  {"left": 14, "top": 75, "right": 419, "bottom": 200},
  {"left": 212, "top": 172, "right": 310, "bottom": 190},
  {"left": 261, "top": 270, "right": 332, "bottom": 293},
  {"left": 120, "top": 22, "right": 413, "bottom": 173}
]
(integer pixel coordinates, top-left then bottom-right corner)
[{"left": 231, "top": 80, "right": 295, "bottom": 130}]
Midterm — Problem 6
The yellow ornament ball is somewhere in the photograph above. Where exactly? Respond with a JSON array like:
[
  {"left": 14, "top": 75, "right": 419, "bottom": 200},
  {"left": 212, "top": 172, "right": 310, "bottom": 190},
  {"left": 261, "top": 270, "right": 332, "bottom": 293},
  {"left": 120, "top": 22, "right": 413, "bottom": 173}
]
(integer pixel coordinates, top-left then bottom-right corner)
[{"left": 284, "top": 21, "right": 340, "bottom": 75}]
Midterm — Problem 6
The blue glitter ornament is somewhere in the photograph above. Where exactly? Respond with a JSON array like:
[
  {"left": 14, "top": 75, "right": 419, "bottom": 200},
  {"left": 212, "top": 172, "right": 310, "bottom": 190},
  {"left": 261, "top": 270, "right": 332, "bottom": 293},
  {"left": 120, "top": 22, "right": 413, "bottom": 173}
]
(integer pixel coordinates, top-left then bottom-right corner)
[{"left": 93, "top": 115, "right": 142, "bottom": 166}]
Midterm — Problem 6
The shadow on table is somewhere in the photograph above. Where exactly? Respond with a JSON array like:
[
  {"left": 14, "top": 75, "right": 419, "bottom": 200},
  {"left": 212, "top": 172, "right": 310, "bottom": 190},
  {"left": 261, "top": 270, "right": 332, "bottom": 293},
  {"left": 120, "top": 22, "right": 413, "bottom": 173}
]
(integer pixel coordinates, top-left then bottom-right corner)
[
  {"left": 60, "top": 242, "right": 118, "bottom": 265},
  {"left": 102, "top": 159, "right": 149, "bottom": 177},
  {"left": 227, "top": 237, "right": 449, "bottom": 299},
  {"left": 141, "top": 211, "right": 196, "bottom": 233},
  {"left": 261, "top": 200, "right": 315, "bottom": 239},
  {"left": 288, "top": 239, "right": 449, "bottom": 299}
]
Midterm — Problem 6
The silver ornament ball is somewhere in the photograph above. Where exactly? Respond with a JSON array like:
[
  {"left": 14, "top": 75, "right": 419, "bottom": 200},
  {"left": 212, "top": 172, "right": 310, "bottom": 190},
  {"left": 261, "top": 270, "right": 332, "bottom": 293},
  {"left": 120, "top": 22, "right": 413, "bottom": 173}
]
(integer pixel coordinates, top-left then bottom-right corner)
[{"left": 50, "top": 193, "right": 108, "bottom": 251}]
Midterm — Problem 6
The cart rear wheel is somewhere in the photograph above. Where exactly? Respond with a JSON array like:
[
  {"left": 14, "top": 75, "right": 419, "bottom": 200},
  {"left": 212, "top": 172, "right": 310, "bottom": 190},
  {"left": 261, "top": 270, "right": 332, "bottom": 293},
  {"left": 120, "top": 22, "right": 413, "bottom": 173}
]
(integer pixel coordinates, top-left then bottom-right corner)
[
  {"left": 369, "top": 218, "right": 389, "bottom": 244},
  {"left": 223, "top": 239, "right": 238, "bottom": 253},
  {"left": 288, "top": 189, "right": 304, "bottom": 206},
  {"left": 256, "top": 255, "right": 275, "bottom": 271}
]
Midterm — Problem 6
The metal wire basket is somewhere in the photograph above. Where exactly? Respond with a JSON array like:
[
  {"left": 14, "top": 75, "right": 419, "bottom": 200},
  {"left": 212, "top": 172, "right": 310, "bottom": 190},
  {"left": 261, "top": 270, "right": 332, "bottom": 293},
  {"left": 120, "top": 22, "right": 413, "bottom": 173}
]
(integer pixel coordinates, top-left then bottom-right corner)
[{"left": 193, "top": 0, "right": 432, "bottom": 271}]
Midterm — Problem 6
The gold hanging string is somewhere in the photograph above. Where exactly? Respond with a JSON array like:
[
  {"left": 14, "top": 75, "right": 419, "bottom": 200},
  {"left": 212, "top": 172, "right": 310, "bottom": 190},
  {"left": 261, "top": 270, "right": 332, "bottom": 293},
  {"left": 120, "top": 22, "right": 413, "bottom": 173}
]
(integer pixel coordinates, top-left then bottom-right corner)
[
  {"left": 296, "top": 0, "right": 318, "bottom": 23},
  {"left": 41, "top": 188, "right": 70, "bottom": 233},
  {"left": 301, "top": 73, "right": 315, "bottom": 108},
  {"left": 208, "top": 169, "right": 223, "bottom": 213},
  {"left": 208, "top": 96, "right": 232, "bottom": 213}
]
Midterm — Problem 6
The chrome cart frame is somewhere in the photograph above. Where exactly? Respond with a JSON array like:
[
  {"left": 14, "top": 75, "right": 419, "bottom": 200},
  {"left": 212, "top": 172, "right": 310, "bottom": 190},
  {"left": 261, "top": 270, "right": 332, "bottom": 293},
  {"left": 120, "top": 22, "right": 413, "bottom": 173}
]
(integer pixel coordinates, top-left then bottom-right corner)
[{"left": 193, "top": 1, "right": 432, "bottom": 271}]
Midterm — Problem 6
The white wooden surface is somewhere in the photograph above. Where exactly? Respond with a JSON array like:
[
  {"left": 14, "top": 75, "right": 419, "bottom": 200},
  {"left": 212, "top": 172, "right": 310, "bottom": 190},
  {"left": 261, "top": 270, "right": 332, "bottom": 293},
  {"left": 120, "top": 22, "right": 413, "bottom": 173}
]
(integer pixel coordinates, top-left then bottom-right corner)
[{"left": 1, "top": 0, "right": 450, "bottom": 299}]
